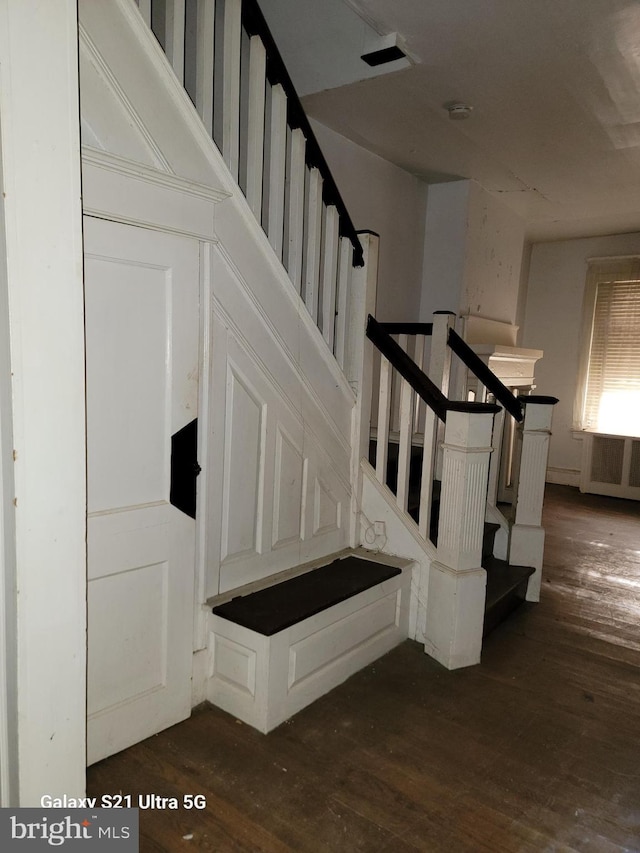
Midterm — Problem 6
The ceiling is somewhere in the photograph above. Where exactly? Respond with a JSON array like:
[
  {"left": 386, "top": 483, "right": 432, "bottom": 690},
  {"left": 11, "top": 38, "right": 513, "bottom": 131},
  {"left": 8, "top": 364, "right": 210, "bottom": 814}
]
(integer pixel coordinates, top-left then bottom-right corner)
[{"left": 259, "top": 0, "right": 640, "bottom": 242}]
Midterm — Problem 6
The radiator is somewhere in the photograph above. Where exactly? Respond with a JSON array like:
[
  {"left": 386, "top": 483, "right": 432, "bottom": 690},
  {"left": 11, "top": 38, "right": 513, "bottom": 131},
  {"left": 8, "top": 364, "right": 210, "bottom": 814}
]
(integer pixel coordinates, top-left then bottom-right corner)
[{"left": 580, "top": 433, "right": 640, "bottom": 499}]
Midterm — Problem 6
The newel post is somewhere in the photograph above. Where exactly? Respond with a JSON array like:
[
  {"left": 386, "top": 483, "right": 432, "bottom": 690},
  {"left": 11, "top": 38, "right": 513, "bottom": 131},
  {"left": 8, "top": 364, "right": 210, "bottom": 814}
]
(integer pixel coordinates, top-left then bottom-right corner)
[
  {"left": 346, "top": 232, "right": 379, "bottom": 547},
  {"left": 424, "top": 406, "right": 497, "bottom": 669},
  {"left": 509, "top": 396, "right": 559, "bottom": 602}
]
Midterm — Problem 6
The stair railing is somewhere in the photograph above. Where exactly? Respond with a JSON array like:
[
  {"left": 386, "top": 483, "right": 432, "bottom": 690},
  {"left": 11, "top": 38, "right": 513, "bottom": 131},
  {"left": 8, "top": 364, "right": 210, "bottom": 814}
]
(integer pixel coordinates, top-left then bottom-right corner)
[
  {"left": 366, "top": 316, "right": 499, "bottom": 538},
  {"left": 366, "top": 314, "right": 500, "bottom": 668},
  {"left": 134, "top": 0, "right": 363, "bottom": 368}
]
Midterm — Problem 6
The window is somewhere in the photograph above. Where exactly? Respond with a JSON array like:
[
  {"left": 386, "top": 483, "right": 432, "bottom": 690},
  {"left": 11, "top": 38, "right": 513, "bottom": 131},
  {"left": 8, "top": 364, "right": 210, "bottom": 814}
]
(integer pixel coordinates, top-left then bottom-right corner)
[{"left": 577, "top": 258, "right": 640, "bottom": 437}]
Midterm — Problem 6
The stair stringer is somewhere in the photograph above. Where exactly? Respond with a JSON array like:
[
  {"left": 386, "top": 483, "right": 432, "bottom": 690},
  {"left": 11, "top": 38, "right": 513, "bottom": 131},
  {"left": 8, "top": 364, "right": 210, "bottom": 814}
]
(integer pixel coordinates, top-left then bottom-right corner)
[
  {"left": 359, "top": 460, "right": 437, "bottom": 645},
  {"left": 78, "top": 0, "right": 359, "bottom": 609}
]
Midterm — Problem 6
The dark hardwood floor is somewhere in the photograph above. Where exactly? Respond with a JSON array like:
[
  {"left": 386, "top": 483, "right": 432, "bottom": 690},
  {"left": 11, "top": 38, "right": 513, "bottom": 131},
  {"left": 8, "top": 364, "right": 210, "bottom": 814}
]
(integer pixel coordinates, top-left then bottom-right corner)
[{"left": 87, "top": 485, "right": 640, "bottom": 852}]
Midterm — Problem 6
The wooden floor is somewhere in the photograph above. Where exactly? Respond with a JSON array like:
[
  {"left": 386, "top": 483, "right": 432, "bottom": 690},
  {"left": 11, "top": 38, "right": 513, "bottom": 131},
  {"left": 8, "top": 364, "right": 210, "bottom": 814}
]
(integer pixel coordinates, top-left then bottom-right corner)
[{"left": 87, "top": 485, "right": 640, "bottom": 852}]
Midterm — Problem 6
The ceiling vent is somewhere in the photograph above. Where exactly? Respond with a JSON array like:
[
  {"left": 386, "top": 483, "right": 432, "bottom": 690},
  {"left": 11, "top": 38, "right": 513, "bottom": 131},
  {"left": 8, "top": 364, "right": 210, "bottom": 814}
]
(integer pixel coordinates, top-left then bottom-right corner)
[{"left": 361, "top": 32, "right": 411, "bottom": 68}]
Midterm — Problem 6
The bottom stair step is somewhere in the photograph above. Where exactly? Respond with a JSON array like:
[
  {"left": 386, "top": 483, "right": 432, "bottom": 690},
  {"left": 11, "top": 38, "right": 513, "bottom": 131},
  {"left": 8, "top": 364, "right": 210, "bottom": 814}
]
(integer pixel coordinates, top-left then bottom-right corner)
[
  {"left": 483, "top": 556, "right": 534, "bottom": 636},
  {"left": 208, "top": 551, "right": 411, "bottom": 733}
]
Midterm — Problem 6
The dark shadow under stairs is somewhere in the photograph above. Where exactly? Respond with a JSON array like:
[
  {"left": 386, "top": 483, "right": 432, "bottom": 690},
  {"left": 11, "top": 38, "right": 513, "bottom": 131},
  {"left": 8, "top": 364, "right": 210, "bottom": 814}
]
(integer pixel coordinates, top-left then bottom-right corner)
[{"left": 369, "top": 439, "right": 534, "bottom": 636}]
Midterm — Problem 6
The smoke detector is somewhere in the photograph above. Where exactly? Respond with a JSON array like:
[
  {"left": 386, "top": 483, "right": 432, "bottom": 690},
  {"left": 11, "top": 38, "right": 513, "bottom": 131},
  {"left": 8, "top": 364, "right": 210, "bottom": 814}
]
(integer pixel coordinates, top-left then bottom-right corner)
[{"left": 445, "top": 102, "right": 473, "bottom": 120}]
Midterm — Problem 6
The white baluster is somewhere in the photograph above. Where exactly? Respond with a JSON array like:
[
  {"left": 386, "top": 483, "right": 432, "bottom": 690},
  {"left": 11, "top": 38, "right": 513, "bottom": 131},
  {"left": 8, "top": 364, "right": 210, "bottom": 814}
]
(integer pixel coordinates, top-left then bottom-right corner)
[
  {"left": 284, "top": 128, "right": 306, "bottom": 293},
  {"left": 395, "top": 335, "right": 414, "bottom": 514},
  {"left": 320, "top": 205, "right": 340, "bottom": 350},
  {"left": 165, "top": 0, "right": 186, "bottom": 83},
  {"left": 265, "top": 83, "right": 287, "bottom": 258},
  {"left": 138, "top": 0, "right": 152, "bottom": 26},
  {"left": 245, "top": 34, "right": 266, "bottom": 218},
  {"left": 334, "top": 237, "right": 352, "bottom": 369},
  {"left": 222, "top": 0, "right": 241, "bottom": 178},
  {"left": 195, "top": 0, "right": 215, "bottom": 135},
  {"left": 417, "top": 407, "right": 437, "bottom": 540},
  {"left": 303, "top": 167, "right": 323, "bottom": 323},
  {"left": 376, "top": 356, "right": 392, "bottom": 486}
]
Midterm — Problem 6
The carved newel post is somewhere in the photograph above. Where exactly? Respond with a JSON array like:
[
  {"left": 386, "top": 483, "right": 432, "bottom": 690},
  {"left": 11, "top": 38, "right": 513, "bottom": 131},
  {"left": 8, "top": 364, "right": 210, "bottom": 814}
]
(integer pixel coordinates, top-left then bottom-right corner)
[
  {"left": 509, "top": 396, "right": 559, "bottom": 601},
  {"left": 424, "top": 404, "right": 497, "bottom": 670}
]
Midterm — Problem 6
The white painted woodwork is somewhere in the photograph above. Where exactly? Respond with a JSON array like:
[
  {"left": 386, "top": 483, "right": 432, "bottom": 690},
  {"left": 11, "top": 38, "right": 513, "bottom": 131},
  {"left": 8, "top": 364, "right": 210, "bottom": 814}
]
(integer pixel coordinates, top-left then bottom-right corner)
[
  {"left": 424, "top": 560, "right": 487, "bottom": 670},
  {"left": 436, "top": 411, "right": 495, "bottom": 572},
  {"left": 412, "top": 334, "right": 426, "bottom": 431},
  {"left": 346, "top": 233, "right": 379, "bottom": 548},
  {"left": 245, "top": 35, "right": 266, "bottom": 218},
  {"left": 510, "top": 400, "right": 556, "bottom": 602},
  {"left": 303, "top": 167, "right": 323, "bottom": 322},
  {"left": 430, "top": 312, "right": 455, "bottom": 480},
  {"left": 81, "top": 148, "right": 226, "bottom": 240},
  {"left": 84, "top": 218, "right": 199, "bottom": 765},
  {"left": 207, "top": 552, "right": 411, "bottom": 733},
  {"left": 487, "top": 407, "right": 505, "bottom": 506},
  {"left": 417, "top": 407, "right": 437, "bottom": 541},
  {"left": 320, "top": 205, "right": 340, "bottom": 350},
  {"left": 138, "top": 0, "right": 152, "bottom": 27},
  {"left": 359, "top": 461, "right": 435, "bottom": 643},
  {"left": 204, "top": 239, "right": 353, "bottom": 599},
  {"left": 165, "top": 0, "right": 186, "bottom": 84},
  {"left": 263, "top": 83, "right": 287, "bottom": 257},
  {"left": 195, "top": 0, "right": 215, "bottom": 135},
  {"left": 334, "top": 237, "right": 353, "bottom": 369},
  {"left": 424, "top": 410, "right": 495, "bottom": 669},
  {"left": 0, "top": 0, "right": 86, "bottom": 805},
  {"left": 396, "top": 335, "right": 414, "bottom": 513},
  {"left": 376, "top": 357, "right": 392, "bottom": 485},
  {"left": 222, "top": 0, "right": 242, "bottom": 178},
  {"left": 284, "top": 127, "right": 306, "bottom": 293}
]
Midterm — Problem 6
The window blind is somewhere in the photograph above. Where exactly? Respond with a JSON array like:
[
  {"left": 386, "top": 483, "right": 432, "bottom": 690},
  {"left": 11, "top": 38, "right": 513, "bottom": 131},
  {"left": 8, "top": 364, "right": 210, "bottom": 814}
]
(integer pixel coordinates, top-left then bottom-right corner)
[{"left": 583, "top": 270, "right": 640, "bottom": 434}]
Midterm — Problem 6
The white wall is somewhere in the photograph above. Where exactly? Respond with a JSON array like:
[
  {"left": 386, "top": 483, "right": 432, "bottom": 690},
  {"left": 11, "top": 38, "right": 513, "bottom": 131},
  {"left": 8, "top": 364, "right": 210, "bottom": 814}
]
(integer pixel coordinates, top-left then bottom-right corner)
[
  {"left": 310, "top": 119, "right": 428, "bottom": 322},
  {"left": 419, "top": 180, "right": 526, "bottom": 327},
  {"left": 462, "top": 183, "right": 526, "bottom": 325},
  {"left": 419, "top": 181, "right": 469, "bottom": 320},
  {"left": 523, "top": 231, "right": 640, "bottom": 483}
]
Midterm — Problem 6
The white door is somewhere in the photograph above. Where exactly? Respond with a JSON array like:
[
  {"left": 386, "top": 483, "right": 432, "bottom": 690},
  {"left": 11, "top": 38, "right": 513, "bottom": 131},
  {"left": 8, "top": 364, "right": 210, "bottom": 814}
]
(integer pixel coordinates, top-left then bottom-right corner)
[{"left": 84, "top": 217, "right": 200, "bottom": 765}]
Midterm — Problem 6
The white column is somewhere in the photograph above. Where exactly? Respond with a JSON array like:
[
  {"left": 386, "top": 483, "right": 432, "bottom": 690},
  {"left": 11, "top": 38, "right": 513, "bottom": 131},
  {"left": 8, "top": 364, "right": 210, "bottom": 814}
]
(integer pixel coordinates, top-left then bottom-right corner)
[
  {"left": 0, "top": 0, "right": 86, "bottom": 804},
  {"left": 424, "top": 408, "right": 495, "bottom": 670},
  {"left": 509, "top": 397, "right": 558, "bottom": 602},
  {"left": 346, "top": 233, "right": 379, "bottom": 547}
]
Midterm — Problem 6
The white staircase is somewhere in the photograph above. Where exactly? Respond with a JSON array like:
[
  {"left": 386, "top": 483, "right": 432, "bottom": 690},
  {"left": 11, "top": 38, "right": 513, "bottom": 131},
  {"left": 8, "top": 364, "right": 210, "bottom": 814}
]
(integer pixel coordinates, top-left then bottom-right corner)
[{"left": 79, "top": 0, "right": 557, "bottom": 748}]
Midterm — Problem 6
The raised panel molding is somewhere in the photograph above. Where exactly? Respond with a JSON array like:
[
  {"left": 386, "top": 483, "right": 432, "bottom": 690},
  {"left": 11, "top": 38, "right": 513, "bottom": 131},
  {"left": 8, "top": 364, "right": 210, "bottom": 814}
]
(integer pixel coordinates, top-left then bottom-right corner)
[
  {"left": 87, "top": 560, "right": 169, "bottom": 716},
  {"left": 313, "top": 476, "right": 341, "bottom": 537},
  {"left": 220, "top": 364, "right": 265, "bottom": 564},
  {"left": 272, "top": 427, "right": 305, "bottom": 549}
]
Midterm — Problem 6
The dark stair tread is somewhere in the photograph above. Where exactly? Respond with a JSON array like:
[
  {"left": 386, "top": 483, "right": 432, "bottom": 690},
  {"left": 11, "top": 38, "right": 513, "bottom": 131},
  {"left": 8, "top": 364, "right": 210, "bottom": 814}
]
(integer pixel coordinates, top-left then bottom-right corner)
[
  {"left": 483, "top": 557, "right": 534, "bottom": 636},
  {"left": 483, "top": 556, "right": 534, "bottom": 609},
  {"left": 211, "top": 556, "right": 401, "bottom": 636}
]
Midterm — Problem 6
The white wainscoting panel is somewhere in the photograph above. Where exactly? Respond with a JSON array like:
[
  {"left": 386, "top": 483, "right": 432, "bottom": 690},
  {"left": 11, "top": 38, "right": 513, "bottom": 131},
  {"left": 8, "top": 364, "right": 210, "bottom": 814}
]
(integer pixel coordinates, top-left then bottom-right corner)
[{"left": 206, "top": 242, "right": 353, "bottom": 598}]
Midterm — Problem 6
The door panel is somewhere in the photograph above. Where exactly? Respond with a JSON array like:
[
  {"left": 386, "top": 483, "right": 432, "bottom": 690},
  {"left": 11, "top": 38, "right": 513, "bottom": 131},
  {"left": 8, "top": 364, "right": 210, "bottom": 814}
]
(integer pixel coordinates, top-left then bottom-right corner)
[{"left": 84, "top": 217, "right": 199, "bottom": 765}]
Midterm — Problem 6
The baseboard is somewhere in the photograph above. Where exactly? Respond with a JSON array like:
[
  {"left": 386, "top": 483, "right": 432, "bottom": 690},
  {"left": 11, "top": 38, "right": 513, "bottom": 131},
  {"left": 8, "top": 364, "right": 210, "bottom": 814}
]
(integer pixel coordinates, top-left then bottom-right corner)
[{"left": 546, "top": 467, "right": 580, "bottom": 487}]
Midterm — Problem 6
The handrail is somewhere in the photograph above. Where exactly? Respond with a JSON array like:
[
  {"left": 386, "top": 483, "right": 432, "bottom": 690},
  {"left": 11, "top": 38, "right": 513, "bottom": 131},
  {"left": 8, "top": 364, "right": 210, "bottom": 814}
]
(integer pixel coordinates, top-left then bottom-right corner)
[
  {"left": 366, "top": 316, "right": 499, "bottom": 423},
  {"left": 447, "top": 328, "right": 524, "bottom": 422},
  {"left": 377, "top": 322, "right": 433, "bottom": 335},
  {"left": 241, "top": 0, "right": 363, "bottom": 266}
]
